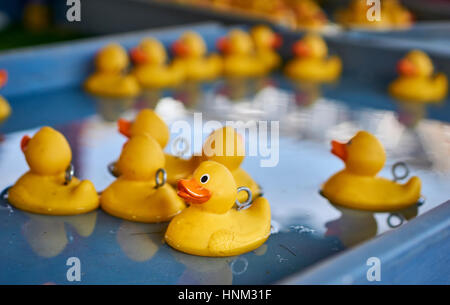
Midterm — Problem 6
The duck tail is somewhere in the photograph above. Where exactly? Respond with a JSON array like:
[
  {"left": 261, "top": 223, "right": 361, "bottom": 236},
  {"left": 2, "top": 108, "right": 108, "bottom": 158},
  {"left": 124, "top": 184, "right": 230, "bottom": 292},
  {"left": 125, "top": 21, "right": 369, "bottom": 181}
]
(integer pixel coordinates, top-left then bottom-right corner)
[
  {"left": 435, "top": 73, "right": 448, "bottom": 96},
  {"left": 403, "top": 176, "right": 422, "bottom": 203}
]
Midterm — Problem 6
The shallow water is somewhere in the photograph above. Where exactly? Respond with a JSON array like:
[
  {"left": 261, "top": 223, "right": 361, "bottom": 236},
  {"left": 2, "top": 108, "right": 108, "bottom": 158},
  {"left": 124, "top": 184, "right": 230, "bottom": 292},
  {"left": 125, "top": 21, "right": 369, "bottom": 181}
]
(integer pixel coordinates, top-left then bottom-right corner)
[{"left": 0, "top": 75, "right": 449, "bottom": 284}]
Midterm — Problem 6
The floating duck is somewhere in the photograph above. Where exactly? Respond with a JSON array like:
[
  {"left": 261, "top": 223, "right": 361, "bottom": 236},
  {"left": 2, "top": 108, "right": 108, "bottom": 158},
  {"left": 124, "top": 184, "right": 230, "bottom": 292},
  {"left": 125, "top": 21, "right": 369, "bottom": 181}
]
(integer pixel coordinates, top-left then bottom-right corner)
[
  {"left": 217, "top": 29, "right": 269, "bottom": 78},
  {"left": 101, "top": 134, "right": 185, "bottom": 222},
  {"left": 284, "top": 33, "right": 342, "bottom": 82},
  {"left": 171, "top": 31, "right": 222, "bottom": 81},
  {"left": 250, "top": 25, "right": 282, "bottom": 72},
  {"left": 165, "top": 161, "right": 271, "bottom": 256},
  {"left": 291, "top": 0, "right": 329, "bottom": 30},
  {"left": 0, "top": 70, "right": 11, "bottom": 123},
  {"left": 7, "top": 127, "right": 99, "bottom": 215},
  {"left": 321, "top": 131, "right": 421, "bottom": 211},
  {"left": 335, "top": 0, "right": 412, "bottom": 30},
  {"left": 117, "top": 109, "right": 198, "bottom": 185},
  {"left": 200, "top": 126, "right": 261, "bottom": 202},
  {"left": 131, "top": 38, "right": 185, "bottom": 89},
  {"left": 84, "top": 44, "right": 140, "bottom": 98},
  {"left": 389, "top": 50, "right": 448, "bottom": 103}
]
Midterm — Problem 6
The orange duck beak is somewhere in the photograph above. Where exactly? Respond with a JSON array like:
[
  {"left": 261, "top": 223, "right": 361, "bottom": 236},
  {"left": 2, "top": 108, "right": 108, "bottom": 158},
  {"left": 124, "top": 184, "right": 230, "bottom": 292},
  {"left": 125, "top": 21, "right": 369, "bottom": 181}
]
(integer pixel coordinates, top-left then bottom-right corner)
[
  {"left": 177, "top": 178, "right": 211, "bottom": 204},
  {"left": 21, "top": 135, "right": 31, "bottom": 152},
  {"left": 0, "top": 70, "right": 7, "bottom": 88},
  {"left": 292, "top": 40, "right": 310, "bottom": 57},
  {"left": 331, "top": 140, "right": 347, "bottom": 162},
  {"left": 171, "top": 40, "right": 189, "bottom": 57},
  {"left": 396, "top": 59, "right": 417, "bottom": 77},
  {"left": 130, "top": 47, "right": 149, "bottom": 65},
  {"left": 216, "top": 37, "right": 230, "bottom": 54},
  {"left": 272, "top": 34, "right": 283, "bottom": 49},
  {"left": 118, "top": 118, "right": 132, "bottom": 138}
]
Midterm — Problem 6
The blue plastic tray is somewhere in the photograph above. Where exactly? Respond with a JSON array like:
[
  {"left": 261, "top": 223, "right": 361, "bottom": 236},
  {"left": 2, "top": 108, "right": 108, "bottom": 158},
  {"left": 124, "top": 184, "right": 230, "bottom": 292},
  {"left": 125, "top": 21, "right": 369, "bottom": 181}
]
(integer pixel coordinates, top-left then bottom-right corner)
[{"left": 0, "top": 22, "right": 449, "bottom": 284}]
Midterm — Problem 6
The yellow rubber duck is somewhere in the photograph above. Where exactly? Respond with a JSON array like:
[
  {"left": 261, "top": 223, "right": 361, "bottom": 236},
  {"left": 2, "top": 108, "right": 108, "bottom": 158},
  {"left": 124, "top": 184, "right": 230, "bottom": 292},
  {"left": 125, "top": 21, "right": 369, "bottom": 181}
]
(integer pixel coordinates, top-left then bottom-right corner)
[
  {"left": 250, "top": 25, "right": 282, "bottom": 72},
  {"left": 117, "top": 109, "right": 198, "bottom": 185},
  {"left": 8, "top": 127, "right": 99, "bottom": 215},
  {"left": 200, "top": 126, "right": 261, "bottom": 202},
  {"left": 0, "top": 70, "right": 11, "bottom": 123},
  {"left": 335, "top": 0, "right": 413, "bottom": 30},
  {"left": 84, "top": 43, "right": 140, "bottom": 98},
  {"left": 171, "top": 31, "right": 223, "bottom": 81},
  {"left": 217, "top": 29, "right": 269, "bottom": 77},
  {"left": 284, "top": 33, "right": 342, "bottom": 82},
  {"left": 321, "top": 131, "right": 422, "bottom": 211},
  {"left": 131, "top": 38, "right": 185, "bottom": 89},
  {"left": 101, "top": 134, "right": 185, "bottom": 223},
  {"left": 290, "top": 0, "right": 329, "bottom": 30},
  {"left": 389, "top": 50, "right": 448, "bottom": 103},
  {"left": 165, "top": 161, "right": 271, "bottom": 257}
]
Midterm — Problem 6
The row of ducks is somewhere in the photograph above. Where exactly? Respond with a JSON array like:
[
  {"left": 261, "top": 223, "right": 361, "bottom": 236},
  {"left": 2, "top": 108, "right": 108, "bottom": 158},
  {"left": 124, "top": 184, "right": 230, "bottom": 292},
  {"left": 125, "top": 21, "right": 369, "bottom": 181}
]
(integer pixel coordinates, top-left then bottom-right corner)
[
  {"left": 5, "top": 109, "right": 422, "bottom": 256},
  {"left": 84, "top": 26, "right": 282, "bottom": 98},
  {"left": 84, "top": 25, "right": 448, "bottom": 104},
  {"left": 193, "top": 0, "right": 412, "bottom": 30}
]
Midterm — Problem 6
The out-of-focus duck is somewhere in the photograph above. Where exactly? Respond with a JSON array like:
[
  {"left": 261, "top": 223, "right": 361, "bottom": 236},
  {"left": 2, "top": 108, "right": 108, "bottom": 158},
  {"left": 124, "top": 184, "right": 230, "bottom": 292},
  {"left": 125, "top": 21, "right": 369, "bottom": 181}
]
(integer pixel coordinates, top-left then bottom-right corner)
[
  {"left": 0, "top": 70, "right": 11, "bottom": 123},
  {"left": 389, "top": 50, "right": 448, "bottom": 103},
  {"left": 217, "top": 29, "right": 268, "bottom": 77},
  {"left": 117, "top": 109, "right": 198, "bottom": 185},
  {"left": 284, "top": 33, "right": 342, "bottom": 82},
  {"left": 171, "top": 31, "right": 222, "bottom": 81},
  {"left": 250, "top": 25, "right": 282, "bottom": 72},
  {"left": 84, "top": 44, "right": 140, "bottom": 98},
  {"left": 131, "top": 38, "right": 185, "bottom": 88}
]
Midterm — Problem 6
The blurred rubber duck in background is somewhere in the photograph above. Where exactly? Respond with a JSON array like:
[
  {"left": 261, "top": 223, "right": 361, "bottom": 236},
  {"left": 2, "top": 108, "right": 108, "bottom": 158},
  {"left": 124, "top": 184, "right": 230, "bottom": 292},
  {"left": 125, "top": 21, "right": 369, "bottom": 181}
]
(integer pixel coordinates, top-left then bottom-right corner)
[
  {"left": 84, "top": 44, "right": 140, "bottom": 98},
  {"left": 171, "top": 31, "right": 222, "bottom": 82},
  {"left": 250, "top": 25, "right": 282, "bottom": 72},
  {"left": 335, "top": 0, "right": 412, "bottom": 30},
  {"left": 165, "top": 161, "right": 271, "bottom": 256},
  {"left": 8, "top": 127, "right": 99, "bottom": 215},
  {"left": 284, "top": 33, "right": 342, "bottom": 82},
  {"left": 117, "top": 109, "right": 198, "bottom": 185},
  {"left": 288, "top": 0, "right": 329, "bottom": 30},
  {"left": 321, "top": 131, "right": 421, "bottom": 211},
  {"left": 0, "top": 70, "right": 11, "bottom": 123},
  {"left": 101, "top": 134, "right": 185, "bottom": 222},
  {"left": 131, "top": 38, "right": 185, "bottom": 89},
  {"left": 389, "top": 50, "right": 448, "bottom": 103},
  {"left": 217, "top": 29, "right": 269, "bottom": 77}
]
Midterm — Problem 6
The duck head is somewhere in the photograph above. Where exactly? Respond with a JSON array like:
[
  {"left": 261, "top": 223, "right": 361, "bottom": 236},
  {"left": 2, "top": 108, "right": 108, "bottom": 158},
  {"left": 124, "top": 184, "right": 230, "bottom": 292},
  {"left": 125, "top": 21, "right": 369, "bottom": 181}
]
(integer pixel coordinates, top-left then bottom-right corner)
[
  {"left": 331, "top": 131, "right": 386, "bottom": 176},
  {"left": 116, "top": 134, "right": 165, "bottom": 181},
  {"left": 171, "top": 31, "right": 207, "bottom": 58},
  {"left": 21, "top": 127, "right": 72, "bottom": 176},
  {"left": 0, "top": 70, "right": 7, "bottom": 88},
  {"left": 217, "top": 29, "right": 255, "bottom": 56},
  {"left": 396, "top": 50, "right": 433, "bottom": 78},
  {"left": 177, "top": 161, "right": 237, "bottom": 214},
  {"left": 95, "top": 44, "right": 129, "bottom": 73},
  {"left": 130, "top": 38, "right": 167, "bottom": 66},
  {"left": 202, "top": 126, "right": 245, "bottom": 171},
  {"left": 118, "top": 109, "right": 169, "bottom": 148},
  {"left": 250, "top": 25, "right": 283, "bottom": 50},
  {"left": 292, "top": 33, "right": 328, "bottom": 59}
]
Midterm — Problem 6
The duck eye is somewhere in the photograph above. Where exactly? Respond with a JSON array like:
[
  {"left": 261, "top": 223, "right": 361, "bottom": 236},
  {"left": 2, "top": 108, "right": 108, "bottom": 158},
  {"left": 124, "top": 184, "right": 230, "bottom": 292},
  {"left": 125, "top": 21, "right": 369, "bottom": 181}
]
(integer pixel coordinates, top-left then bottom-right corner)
[{"left": 200, "top": 174, "right": 209, "bottom": 184}]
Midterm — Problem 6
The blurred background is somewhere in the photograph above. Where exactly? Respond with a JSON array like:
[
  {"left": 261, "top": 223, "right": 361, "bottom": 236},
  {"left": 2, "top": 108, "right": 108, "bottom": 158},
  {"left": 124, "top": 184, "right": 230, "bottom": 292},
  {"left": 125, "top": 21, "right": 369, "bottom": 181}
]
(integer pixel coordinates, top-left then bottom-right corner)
[{"left": 1, "top": 0, "right": 450, "bottom": 50}]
